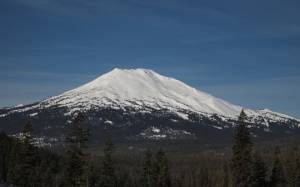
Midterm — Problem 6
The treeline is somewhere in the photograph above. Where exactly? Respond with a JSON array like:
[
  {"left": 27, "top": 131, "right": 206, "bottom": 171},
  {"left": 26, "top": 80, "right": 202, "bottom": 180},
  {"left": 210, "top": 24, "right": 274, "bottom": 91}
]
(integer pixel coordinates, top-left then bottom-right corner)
[
  {"left": 0, "top": 111, "right": 300, "bottom": 187},
  {"left": 230, "top": 110, "right": 300, "bottom": 187}
]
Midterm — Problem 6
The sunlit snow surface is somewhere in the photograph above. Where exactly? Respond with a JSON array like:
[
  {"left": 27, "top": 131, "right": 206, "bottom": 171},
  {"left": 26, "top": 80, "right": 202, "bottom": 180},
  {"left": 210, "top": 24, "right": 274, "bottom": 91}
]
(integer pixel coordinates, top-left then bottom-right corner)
[{"left": 1, "top": 68, "right": 299, "bottom": 125}]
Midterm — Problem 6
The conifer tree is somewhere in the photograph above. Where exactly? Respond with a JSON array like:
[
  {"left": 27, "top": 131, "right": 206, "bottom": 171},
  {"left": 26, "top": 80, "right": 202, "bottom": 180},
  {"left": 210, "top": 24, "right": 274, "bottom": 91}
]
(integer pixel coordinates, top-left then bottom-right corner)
[
  {"left": 65, "top": 147, "right": 85, "bottom": 187},
  {"left": 6, "top": 138, "right": 21, "bottom": 185},
  {"left": 285, "top": 147, "right": 300, "bottom": 187},
  {"left": 141, "top": 150, "right": 153, "bottom": 187},
  {"left": 64, "top": 112, "right": 89, "bottom": 187},
  {"left": 222, "top": 163, "right": 229, "bottom": 187},
  {"left": 100, "top": 138, "right": 116, "bottom": 187},
  {"left": 20, "top": 121, "right": 33, "bottom": 142},
  {"left": 152, "top": 150, "right": 171, "bottom": 187},
  {"left": 269, "top": 147, "right": 287, "bottom": 187},
  {"left": 199, "top": 167, "right": 209, "bottom": 187},
  {"left": 251, "top": 151, "right": 267, "bottom": 187},
  {"left": 231, "top": 110, "right": 253, "bottom": 187},
  {"left": 294, "top": 158, "right": 300, "bottom": 187},
  {"left": 0, "top": 132, "right": 10, "bottom": 183},
  {"left": 66, "top": 112, "right": 89, "bottom": 149},
  {"left": 87, "top": 161, "right": 102, "bottom": 187},
  {"left": 14, "top": 120, "right": 37, "bottom": 187}
]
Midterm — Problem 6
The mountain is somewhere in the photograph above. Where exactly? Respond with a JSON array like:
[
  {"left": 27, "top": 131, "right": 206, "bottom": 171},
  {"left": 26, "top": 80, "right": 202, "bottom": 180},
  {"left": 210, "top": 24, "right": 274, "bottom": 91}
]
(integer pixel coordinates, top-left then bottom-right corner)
[{"left": 0, "top": 68, "right": 299, "bottom": 146}]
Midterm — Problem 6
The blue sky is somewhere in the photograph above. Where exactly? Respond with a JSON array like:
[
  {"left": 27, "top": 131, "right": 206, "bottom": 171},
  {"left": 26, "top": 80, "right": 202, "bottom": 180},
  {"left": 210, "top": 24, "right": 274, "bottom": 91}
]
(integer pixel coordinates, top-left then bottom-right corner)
[{"left": 0, "top": 0, "right": 300, "bottom": 117}]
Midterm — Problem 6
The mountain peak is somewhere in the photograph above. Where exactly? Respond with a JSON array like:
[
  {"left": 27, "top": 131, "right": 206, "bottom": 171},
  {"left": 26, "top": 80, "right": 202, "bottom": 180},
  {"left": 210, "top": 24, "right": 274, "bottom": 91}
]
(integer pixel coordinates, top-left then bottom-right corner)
[
  {"left": 1, "top": 68, "right": 299, "bottom": 127},
  {"left": 107, "top": 68, "right": 158, "bottom": 78},
  {"left": 111, "top": 67, "right": 154, "bottom": 72},
  {"left": 21, "top": 68, "right": 295, "bottom": 122},
  {"left": 46, "top": 68, "right": 244, "bottom": 118}
]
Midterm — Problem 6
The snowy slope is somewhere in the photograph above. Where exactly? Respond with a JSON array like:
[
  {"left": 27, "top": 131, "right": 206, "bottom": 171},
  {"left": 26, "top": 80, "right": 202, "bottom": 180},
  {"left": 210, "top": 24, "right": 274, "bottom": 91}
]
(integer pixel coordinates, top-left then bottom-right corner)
[
  {"left": 42, "top": 68, "right": 248, "bottom": 117},
  {"left": 1, "top": 68, "right": 299, "bottom": 124}
]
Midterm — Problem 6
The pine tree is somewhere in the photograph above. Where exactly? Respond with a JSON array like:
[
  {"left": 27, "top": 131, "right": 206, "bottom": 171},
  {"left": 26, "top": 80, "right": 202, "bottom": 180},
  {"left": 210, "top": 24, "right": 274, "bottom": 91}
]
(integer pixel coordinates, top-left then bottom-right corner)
[
  {"left": 64, "top": 112, "right": 89, "bottom": 187},
  {"left": 231, "top": 110, "right": 253, "bottom": 187},
  {"left": 6, "top": 138, "right": 21, "bottom": 185},
  {"left": 87, "top": 161, "right": 102, "bottom": 187},
  {"left": 20, "top": 121, "right": 33, "bottom": 142},
  {"left": 269, "top": 147, "right": 287, "bottom": 187},
  {"left": 152, "top": 150, "right": 171, "bottom": 187},
  {"left": 141, "top": 150, "right": 153, "bottom": 187},
  {"left": 64, "top": 147, "right": 85, "bottom": 187},
  {"left": 66, "top": 112, "right": 89, "bottom": 149},
  {"left": 251, "top": 151, "right": 267, "bottom": 187},
  {"left": 0, "top": 132, "right": 11, "bottom": 183},
  {"left": 198, "top": 167, "right": 209, "bottom": 187},
  {"left": 285, "top": 147, "right": 298, "bottom": 187},
  {"left": 222, "top": 163, "right": 229, "bottom": 187},
  {"left": 100, "top": 138, "right": 116, "bottom": 187},
  {"left": 294, "top": 158, "right": 300, "bottom": 187},
  {"left": 14, "top": 120, "right": 37, "bottom": 187}
]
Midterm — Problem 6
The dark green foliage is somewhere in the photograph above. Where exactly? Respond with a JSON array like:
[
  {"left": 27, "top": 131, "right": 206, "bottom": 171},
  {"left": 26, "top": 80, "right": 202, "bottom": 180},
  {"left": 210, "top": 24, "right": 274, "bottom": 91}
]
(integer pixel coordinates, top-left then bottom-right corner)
[
  {"left": 12, "top": 121, "right": 37, "bottom": 187},
  {"left": 6, "top": 138, "right": 23, "bottom": 185},
  {"left": 294, "top": 158, "right": 300, "bottom": 187},
  {"left": 1, "top": 135, "right": 300, "bottom": 187},
  {"left": 34, "top": 149, "right": 62, "bottom": 187},
  {"left": 87, "top": 161, "right": 102, "bottom": 187},
  {"left": 198, "top": 167, "right": 210, "bottom": 187},
  {"left": 140, "top": 149, "right": 171, "bottom": 187},
  {"left": 66, "top": 112, "right": 89, "bottom": 149},
  {"left": 1, "top": 112, "right": 300, "bottom": 187},
  {"left": 0, "top": 132, "right": 11, "bottom": 183},
  {"left": 269, "top": 147, "right": 287, "bottom": 187},
  {"left": 152, "top": 150, "right": 171, "bottom": 187},
  {"left": 64, "top": 112, "right": 89, "bottom": 187},
  {"left": 64, "top": 147, "right": 85, "bottom": 186},
  {"left": 251, "top": 152, "right": 267, "bottom": 187},
  {"left": 100, "top": 138, "right": 116, "bottom": 187},
  {"left": 20, "top": 121, "right": 33, "bottom": 141},
  {"left": 141, "top": 150, "right": 153, "bottom": 187},
  {"left": 231, "top": 110, "right": 253, "bottom": 187},
  {"left": 285, "top": 147, "right": 300, "bottom": 187},
  {"left": 0, "top": 129, "right": 63, "bottom": 187},
  {"left": 222, "top": 163, "right": 229, "bottom": 187}
]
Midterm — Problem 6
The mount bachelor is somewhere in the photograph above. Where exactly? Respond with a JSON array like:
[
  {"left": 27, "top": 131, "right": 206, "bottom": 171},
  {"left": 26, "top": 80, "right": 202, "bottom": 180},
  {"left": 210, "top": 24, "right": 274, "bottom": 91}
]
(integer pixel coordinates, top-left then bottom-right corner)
[{"left": 0, "top": 68, "right": 299, "bottom": 146}]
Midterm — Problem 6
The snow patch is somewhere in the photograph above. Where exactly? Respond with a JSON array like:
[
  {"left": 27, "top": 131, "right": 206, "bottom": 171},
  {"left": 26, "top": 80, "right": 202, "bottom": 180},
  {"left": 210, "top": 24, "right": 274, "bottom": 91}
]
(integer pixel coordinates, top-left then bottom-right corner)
[
  {"left": 212, "top": 126, "right": 223, "bottom": 130},
  {"left": 151, "top": 126, "right": 161, "bottom": 133},
  {"left": 0, "top": 114, "right": 7, "bottom": 118},
  {"left": 175, "top": 112, "right": 189, "bottom": 120},
  {"left": 149, "top": 134, "right": 167, "bottom": 139},
  {"left": 29, "top": 112, "right": 38, "bottom": 117},
  {"left": 104, "top": 120, "right": 113, "bottom": 125}
]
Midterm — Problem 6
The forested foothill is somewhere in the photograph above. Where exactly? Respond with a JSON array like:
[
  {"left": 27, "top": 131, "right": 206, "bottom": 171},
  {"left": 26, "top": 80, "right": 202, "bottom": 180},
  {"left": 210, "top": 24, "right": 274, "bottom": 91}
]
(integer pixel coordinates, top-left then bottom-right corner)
[{"left": 1, "top": 111, "right": 300, "bottom": 187}]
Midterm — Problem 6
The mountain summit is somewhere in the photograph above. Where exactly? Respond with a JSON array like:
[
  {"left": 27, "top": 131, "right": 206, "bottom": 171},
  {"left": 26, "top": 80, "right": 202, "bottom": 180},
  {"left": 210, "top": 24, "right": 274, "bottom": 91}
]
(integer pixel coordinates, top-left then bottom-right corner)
[
  {"left": 37, "top": 68, "right": 296, "bottom": 121},
  {"left": 1, "top": 68, "right": 299, "bottom": 122},
  {"left": 44, "top": 68, "right": 244, "bottom": 118}
]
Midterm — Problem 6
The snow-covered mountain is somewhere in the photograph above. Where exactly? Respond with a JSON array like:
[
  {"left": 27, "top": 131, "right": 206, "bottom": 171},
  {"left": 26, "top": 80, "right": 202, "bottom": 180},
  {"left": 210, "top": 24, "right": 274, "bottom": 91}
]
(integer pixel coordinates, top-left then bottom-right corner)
[
  {"left": 47, "top": 68, "right": 244, "bottom": 117},
  {"left": 0, "top": 68, "right": 299, "bottom": 144},
  {"left": 2, "top": 68, "right": 299, "bottom": 122}
]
